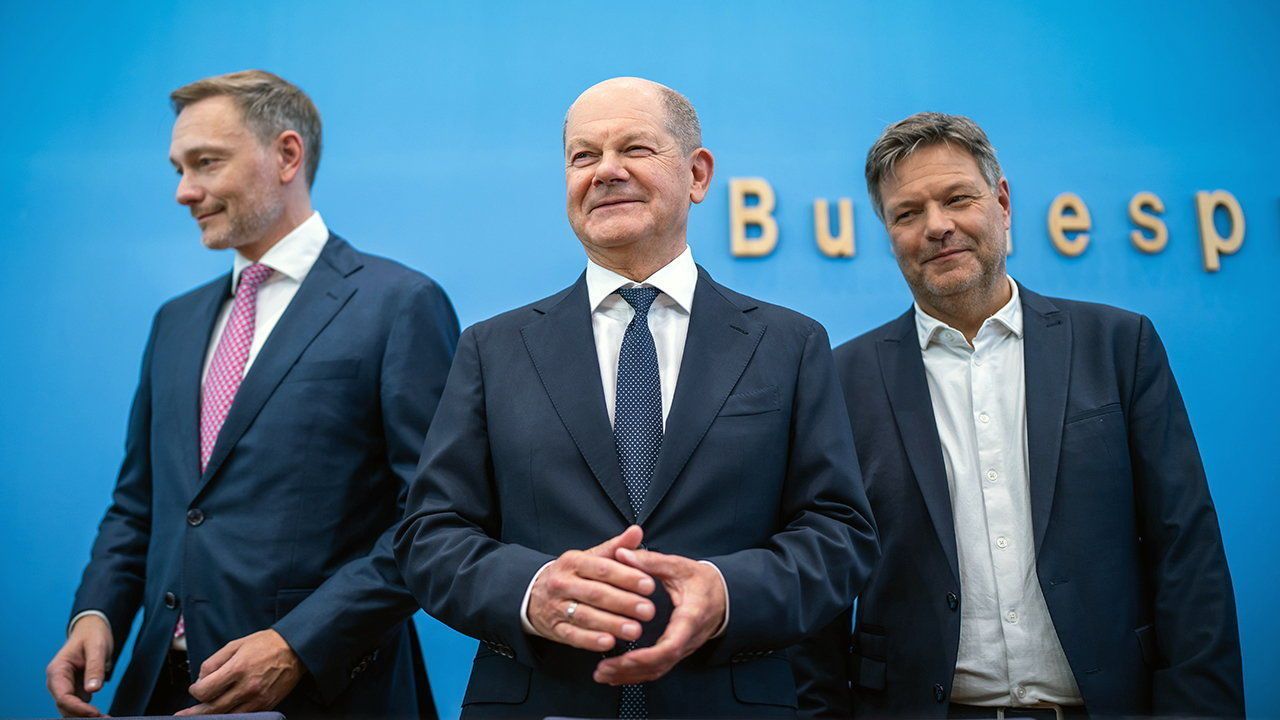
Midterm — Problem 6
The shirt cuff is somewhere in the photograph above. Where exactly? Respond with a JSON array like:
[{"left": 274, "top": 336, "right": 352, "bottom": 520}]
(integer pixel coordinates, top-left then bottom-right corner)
[
  {"left": 520, "top": 561, "right": 556, "bottom": 636},
  {"left": 698, "top": 560, "right": 730, "bottom": 638},
  {"left": 68, "top": 610, "right": 111, "bottom": 637}
]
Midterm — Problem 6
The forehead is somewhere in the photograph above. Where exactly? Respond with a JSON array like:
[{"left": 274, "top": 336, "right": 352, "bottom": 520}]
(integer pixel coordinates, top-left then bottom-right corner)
[
  {"left": 565, "top": 86, "right": 669, "bottom": 144},
  {"left": 881, "top": 142, "right": 986, "bottom": 197},
  {"left": 170, "top": 96, "right": 254, "bottom": 151}
]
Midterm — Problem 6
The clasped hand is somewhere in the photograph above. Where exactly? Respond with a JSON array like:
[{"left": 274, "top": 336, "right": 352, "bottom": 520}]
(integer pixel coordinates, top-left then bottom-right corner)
[{"left": 527, "top": 525, "right": 727, "bottom": 686}]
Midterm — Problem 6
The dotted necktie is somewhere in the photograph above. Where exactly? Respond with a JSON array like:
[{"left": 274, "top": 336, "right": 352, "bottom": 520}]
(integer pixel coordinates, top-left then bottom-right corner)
[{"left": 613, "top": 286, "right": 662, "bottom": 720}]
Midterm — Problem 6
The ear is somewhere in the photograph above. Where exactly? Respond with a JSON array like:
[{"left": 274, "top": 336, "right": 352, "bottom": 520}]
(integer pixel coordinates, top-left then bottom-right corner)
[
  {"left": 688, "top": 148, "right": 715, "bottom": 204},
  {"left": 275, "top": 130, "right": 306, "bottom": 185},
  {"left": 996, "top": 176, "right": 1011, "bottom": 230}
]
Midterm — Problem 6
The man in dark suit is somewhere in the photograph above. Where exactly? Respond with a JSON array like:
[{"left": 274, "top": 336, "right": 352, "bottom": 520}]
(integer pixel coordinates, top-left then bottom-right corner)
[
  {"left": 45, "top": 70, "right": 458, "bottom": 717},
  {"left": 808, "top": 112, "right": 1243, "bottom": 718},
  {"left": 393, "top": 77, "right": 878, "bottom": 719}
]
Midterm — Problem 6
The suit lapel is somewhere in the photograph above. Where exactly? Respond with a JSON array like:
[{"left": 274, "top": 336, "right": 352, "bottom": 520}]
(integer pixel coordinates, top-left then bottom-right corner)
[
  {"left": 878, "top": 310, "right": 960, "bottom": 584},
  {"left": 521, "top": 275, "right": 634, "bottom": 523},
  {"left": 1020, "top": 284, "right": 1071, "bottom": 554},
  {"left": 638, "top": 269, "right": 764, "bottom": 526},
  {"left": 197, "top": 235, "right": 360, "bottom": 491},
  {"left": 173, "top": 276, "right": 232, "bottom": 491}
]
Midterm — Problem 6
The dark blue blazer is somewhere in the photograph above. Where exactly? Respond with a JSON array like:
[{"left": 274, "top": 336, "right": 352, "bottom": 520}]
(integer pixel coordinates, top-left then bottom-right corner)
[
  {"left": 803, "top": 284, "right": 1243, "bottom": 717},
  {"left": 70, "top": 235, "right": 459, "bottom": 717},
  {"left": 394, "top": 267, "right": 878, "bottom": 719}
]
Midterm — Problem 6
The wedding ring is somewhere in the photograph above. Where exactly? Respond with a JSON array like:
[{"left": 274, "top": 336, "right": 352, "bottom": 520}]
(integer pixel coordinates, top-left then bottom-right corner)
[{"left": 565, "top": 600, "right": 579, "bottom": 623}]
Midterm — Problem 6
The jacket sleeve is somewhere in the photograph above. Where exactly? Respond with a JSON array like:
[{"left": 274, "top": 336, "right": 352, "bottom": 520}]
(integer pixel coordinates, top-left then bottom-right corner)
[
  {"left": 70, "top": 312, "right": 160, "bottom": 661},
  {"left": 271, "top": 279, "right": 459, "bottom": 702},
  {"left": 393, "top": 325, "right": 558, "bottom": 669},
  {"left": 1128, "top": 315, "right": 1244, "bottom": 716},
  {"left": 701, "top": 321, "right": 879, "bottom": 665}
]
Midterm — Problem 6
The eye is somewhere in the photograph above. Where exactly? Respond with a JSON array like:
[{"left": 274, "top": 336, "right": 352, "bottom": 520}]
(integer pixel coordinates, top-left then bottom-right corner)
[
  {"left": 893, "top": 209, "right": 918, "bottom": 224},
  {"left": 625, "top": 145, "right": 653, "bottom": 156},
  {"left": 197, "top": 156, "right": 221, "bottom": 170},
  {"left": 570, "top": 151, "right": 597, "bottom": 166},
  {"left": 947, "top": 194, "right": 973, "bottom": 205}
]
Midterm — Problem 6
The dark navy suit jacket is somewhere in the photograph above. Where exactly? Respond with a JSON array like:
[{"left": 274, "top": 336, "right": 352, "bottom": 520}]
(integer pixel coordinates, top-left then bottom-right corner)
[
  {"left": 71, "top": 235, "right": 459, "bottom": 717},
  {"left": 394, "top": 267, "right": 878, "bottom": 719},
  {"left": 800, "top": 284, "right": 1243, "bottom": 717}
]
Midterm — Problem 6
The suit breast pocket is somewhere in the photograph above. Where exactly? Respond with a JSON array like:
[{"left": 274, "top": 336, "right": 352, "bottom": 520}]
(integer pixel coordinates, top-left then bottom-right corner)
[
  {"left": 719, "top": 385, "right": 780, "bottom": 417},
  {"left": 283, "top": 358, "right": 361, "bottom": 383},
  {"left": 1063, "top": 402, "right": 1129, "bottom": 470}
]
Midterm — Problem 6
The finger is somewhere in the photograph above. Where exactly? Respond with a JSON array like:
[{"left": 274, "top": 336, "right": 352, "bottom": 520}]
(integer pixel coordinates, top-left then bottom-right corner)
[
  {"left": 615, "top": 547, "right": 686, "bottom": 579},
  {"left": 188, "top": 658, "right": 238, "bottom": 703},
  {"left": 563, "top": 600, "right": 644, "bottom": 642},
  {"left": 175, "top": 703, "right": 214, "bottom": 717},
  {"left": 82, "top": 639, "right": 108, "bottom": 694},
  {"left": 595, "top": 612, "right": 698, "bottom": 684},
  {"left": 47, "top": 659, "right": 100, "bottom": 717},
  {"left": 565, "top": 576, "right": 655, "bottom": 621},
  {"left": 587, "top": 524, "right": 644, "bottom": 557},
  {"left": 54, "top": 695, "right": 102, "bottom": 718},
  {"left": 547, "top": 616, "right": 620, "bottom": 652},
  {"left": 575, "top": 554, "right": 656, "bottom": 596},
  {"left": 196, "top": 638, "right": 241, "bottom": 680}
]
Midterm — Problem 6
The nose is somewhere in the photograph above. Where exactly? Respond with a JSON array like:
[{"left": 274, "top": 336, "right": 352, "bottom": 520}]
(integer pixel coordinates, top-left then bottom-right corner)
[
  {"left": 592, "top": 150, "right": 630, "bottom": 186},
  {"left": 175, "top": 170, "right": 202, "bottom": 206},
  {"left": 923, "top": 203, "right": 954, "bottom": 242}
]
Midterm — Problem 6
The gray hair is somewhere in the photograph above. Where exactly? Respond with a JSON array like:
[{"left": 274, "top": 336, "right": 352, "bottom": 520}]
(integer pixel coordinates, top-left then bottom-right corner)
[
  {"left": 865, "top": 112, "right": 1002, "bottom": 221},
  {"left": 563, "top": 83, "right": 703, "bottom": 155},
  {"left": 171, "top": 70, "right": 323, "bottom": 188}
]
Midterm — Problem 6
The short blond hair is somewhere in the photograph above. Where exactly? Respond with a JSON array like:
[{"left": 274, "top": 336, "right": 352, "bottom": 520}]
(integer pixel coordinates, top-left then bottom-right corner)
[{"left": 171, "top": 70, "right": 322, "bottom": 187}]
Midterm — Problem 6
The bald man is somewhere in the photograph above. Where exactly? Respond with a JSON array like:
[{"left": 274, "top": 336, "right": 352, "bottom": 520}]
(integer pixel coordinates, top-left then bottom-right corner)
[{"left": 394, "top": 77, "right": 878, "bottom": 718}]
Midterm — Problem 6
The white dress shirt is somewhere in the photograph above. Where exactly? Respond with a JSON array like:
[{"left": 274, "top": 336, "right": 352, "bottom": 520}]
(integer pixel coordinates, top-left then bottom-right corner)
[
  {"left": 915, "top": 278, "right": 1082, "bottom": 707},
  {"left": 519, "top": 246, "right": 728, "bottom": 637},
  {"left": 69, "top": 212, "right": 330, "bottom": 645}
]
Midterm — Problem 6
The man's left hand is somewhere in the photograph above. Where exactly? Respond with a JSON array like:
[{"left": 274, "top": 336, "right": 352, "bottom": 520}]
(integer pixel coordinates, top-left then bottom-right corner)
[
  {"left": 175, "top": 629, "right": 303, "bottom": 715},
  {"left": 593, "top": 547, "right": 727, "bottom": 685}
]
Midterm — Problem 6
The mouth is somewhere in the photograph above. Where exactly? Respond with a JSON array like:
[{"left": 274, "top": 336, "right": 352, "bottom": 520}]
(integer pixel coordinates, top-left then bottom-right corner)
[
  {"left": 924, "top": 247, "right": 971, "bottom": 264},
  {"left": 195, "top": 209, "right": 223, "bottom": 224},
  {"left": 590, "top": 199, "right": 642, "bottom": 213}
]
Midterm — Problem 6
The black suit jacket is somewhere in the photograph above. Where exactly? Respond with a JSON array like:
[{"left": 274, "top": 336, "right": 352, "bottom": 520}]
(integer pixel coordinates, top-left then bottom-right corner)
[
  {"left": 71, "top": 235, "right": 459, "bottom": 716},
  {"left": 801, "top": 284, "right": 1243, "bottom": 717},
  {"left": 394, "top": 267, "right": 879, "bottom": 719}
]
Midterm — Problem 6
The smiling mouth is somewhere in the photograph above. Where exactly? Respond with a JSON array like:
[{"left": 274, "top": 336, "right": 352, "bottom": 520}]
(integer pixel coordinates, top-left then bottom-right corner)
[
  {"left": 925, "top": 248, "right": 970, "bottom": 263},
  {"left": 195, "top": 210, "right": 222, "bottom": 222},
  {"left": 591, "top": 199, "right": 641, "bottom": 212}
]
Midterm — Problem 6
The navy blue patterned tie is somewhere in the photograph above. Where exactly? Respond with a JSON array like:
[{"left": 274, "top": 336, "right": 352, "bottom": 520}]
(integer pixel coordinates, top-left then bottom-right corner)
[{"left": 613, "top": 286, "right": 662, "bottom": 720}]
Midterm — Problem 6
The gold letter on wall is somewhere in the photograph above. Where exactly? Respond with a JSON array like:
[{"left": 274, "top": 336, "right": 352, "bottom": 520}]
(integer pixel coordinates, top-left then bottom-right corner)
[
  {"left": 1047, "top": 192, "right": 1091, "bottom": 257},
  {"left": 1128, "top": 192, "right": 1168, "bottom": 254},
  {"left": 813, "top": 198, "right": 855, "bottom": 257},
  {"left": 1195, "top": 190, "right": 1245, "bottom": 272},
  {"left": 730, "top": 178, "right": 778, "bottom": 257}
]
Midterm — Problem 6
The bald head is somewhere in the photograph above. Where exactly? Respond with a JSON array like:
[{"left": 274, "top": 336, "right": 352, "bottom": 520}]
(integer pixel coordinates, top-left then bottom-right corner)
[{"left": 564, "top": 77, "right": 702, "bottom": 154}]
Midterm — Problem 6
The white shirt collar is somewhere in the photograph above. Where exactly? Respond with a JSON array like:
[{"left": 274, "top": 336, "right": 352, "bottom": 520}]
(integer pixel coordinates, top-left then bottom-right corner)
[
  {"left": 231, "top": 211, "right": 329, "bottom": 290},
  {"left": 585, "top": 244, "right": 697, "bottom": 314},
  {"left": 915, "top": 276, "right": 1023, "bottom": 350}
]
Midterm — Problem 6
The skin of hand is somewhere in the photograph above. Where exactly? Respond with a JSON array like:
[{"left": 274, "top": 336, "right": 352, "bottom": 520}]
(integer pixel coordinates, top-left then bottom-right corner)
[
  {"left": 46, "top": 614, "right": 113, "bottom": 717},
  {"left": 592, "top": 546, "right": 727, "bottom": 685},
  {"left": 175, "top": 628, "right": 303, "bottom": 715},
  {"left": 528, "top": 524, "right": 658, "bottom": 651}
]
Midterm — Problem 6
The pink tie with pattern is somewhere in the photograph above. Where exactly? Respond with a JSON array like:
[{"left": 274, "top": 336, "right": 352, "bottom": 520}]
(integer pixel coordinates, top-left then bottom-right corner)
[{"left": 175, "top": 262, "right": 273, "bottom": 643}]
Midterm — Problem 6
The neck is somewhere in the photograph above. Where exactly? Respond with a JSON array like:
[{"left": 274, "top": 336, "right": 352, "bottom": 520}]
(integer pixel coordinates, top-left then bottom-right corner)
[
  {"left": 916, "top": 274, "right": 1012, "bottom": 343},
  {"left": 238, "top": 199, "right": 313, "bottom": 263},
  {"left": 586, "top": 237, "right": 687, "bottom": 283}
]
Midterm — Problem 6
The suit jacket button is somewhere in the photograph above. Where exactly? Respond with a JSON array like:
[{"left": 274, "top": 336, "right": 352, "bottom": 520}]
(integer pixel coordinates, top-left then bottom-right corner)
[
  {"left": 186, "top": 508, "right": 205, "bottom": 526},
  {"left": 946, "top": 592, "right": 959, "bottom": 611},
  {"left": 163, "top": 592, "right": 178, "bottom": 609},
  {"left": 933, "top": 683, "right": 946, "bottom": 703}
]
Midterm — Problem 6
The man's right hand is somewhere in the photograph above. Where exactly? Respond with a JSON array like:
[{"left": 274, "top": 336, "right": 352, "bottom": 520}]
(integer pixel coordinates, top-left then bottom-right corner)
[
  {"left": 528, "top": 525, "right": 657, "bottom": 651},
  {"left": 46, "top": 614, "right": 113, "bottom": 717}
]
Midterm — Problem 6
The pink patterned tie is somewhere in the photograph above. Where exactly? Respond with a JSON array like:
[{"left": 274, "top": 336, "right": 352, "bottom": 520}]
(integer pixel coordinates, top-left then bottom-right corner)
[
  {"left": 199, "top": 263, "right": 274, "bottom": 472},
  {"left": 176, "top": 264, "right": 273, "bottom": 643}
]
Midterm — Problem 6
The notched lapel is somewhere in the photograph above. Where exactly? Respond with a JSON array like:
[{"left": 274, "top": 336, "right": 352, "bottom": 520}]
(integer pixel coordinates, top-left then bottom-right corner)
[
  {"left": 878, "top": 311, "right": 960, "bottom": 584},
  {"left": 1020, "top": 286, "right": 1072, "bottom": 554},
  {"left": 638, "top": 270, "right": 764, "bottom": 526},
  {"left": 197, "top": 236, "right": 360, "bottom": 491},
  {"left": 521, "top": 275, "right": 633, "bottom": 523}
]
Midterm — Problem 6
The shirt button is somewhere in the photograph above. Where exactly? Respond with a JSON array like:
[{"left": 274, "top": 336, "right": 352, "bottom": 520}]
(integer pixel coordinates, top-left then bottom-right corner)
[
  {"left": 1016, "top": 686, "right": 1027, "bottom": 699},
  {"left": 986, "top": 469, "right": 998, "bottom": 481},
  {"left": 996, "top": 536, "right": 1009, "bottom": 549},
  {"left": 1006, "top": 610, "right": 1019, "bottom": 624},
  {"left": 973, "top": 356, "right": 984, "bottom": 366},
  {"left": 978, "top": 412, "right": 990, "bottom": 423}
]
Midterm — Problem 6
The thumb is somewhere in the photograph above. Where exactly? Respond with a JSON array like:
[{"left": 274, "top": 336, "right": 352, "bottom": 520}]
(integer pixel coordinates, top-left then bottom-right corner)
[
  {"left": 82, "top": 640, "right": 107, "bottom": 693},
  {"left": 615, "top": 546, "right": 681, "bottom": 578},
  {"left": 588, "top": 524, "right": 644, "bottom": 556}
]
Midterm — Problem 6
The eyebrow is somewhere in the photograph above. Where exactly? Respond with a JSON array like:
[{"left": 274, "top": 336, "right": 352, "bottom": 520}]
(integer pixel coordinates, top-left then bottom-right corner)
[
  {"left": 565, "top": 130, "right": 661, "bottom": 154},
  {"left": 170, "top": 144, "right": 231, "bottom": 164}
]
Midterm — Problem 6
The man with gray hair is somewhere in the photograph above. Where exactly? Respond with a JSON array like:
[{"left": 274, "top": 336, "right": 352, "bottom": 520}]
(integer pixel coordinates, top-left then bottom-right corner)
[
  {"left": 809, "top": 112, "right": 1244, "bottom": 717},
  {"left": 394, "top": 76, "right": 878, "bottom": 718},
  {"left": 46, "top": 70, "right": 457, "bottom": 717}
]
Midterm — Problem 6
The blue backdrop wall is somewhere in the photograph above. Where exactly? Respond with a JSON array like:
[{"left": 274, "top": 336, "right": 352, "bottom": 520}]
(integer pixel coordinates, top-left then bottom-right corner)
[{"left": 2, "top": 1, "right": 1277, "bottom": 716}]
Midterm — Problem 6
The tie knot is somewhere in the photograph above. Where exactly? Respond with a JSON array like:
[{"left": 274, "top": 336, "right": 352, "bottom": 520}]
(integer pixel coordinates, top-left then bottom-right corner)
[
  {"left": 617, "top": 286, "right": 661, "bottom": 316},
  {"left": 238, "top": 263, "right": 274, "bottom": 294}
]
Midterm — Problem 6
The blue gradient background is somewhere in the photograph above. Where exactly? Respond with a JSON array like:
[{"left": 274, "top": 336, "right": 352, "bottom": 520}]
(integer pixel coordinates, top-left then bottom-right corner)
[{"left": 1, "top": 1, "right": 1276, "bottom": 716}]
